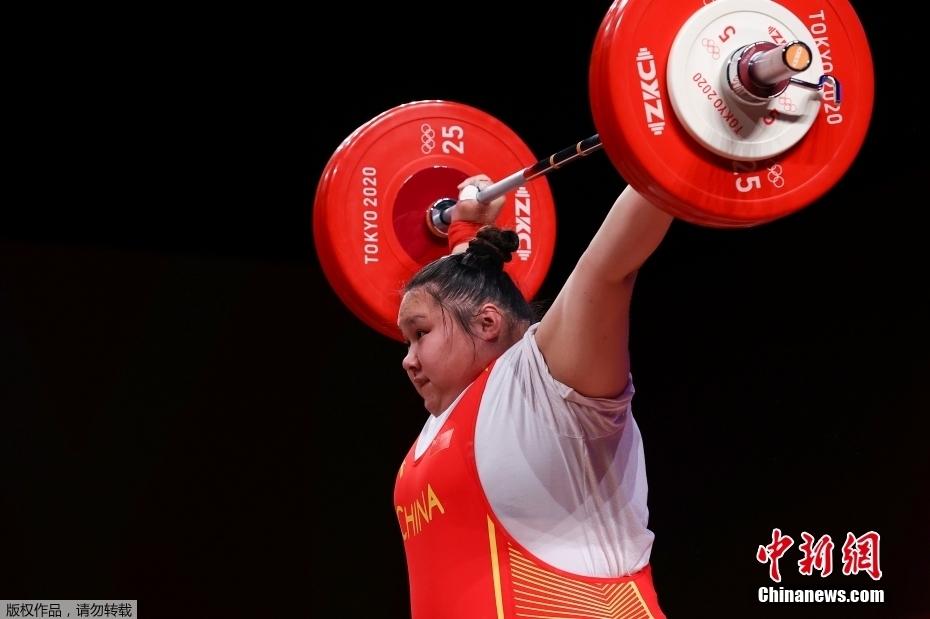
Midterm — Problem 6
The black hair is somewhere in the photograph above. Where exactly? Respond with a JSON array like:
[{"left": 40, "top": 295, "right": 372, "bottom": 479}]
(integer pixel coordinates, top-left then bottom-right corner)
[{"left": 404, "top": 226, "right": 535, "bottom": 338}]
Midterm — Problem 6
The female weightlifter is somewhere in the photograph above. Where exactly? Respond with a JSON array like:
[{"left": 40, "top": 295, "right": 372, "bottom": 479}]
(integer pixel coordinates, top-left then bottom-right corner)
[{"left": 393, "top": 173, "right": 673, "bottom": 619}]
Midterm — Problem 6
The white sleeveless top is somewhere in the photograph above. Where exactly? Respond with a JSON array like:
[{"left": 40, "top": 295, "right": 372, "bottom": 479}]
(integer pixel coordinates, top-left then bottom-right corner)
[{"left": 414, "top": 324, "right": 653, "bottom": 578}]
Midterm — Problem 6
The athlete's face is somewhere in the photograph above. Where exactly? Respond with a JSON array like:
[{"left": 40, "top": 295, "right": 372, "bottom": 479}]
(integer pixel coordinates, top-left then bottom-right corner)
[{"left": 398, "top": 289, "right": 479, "bottom": 416}]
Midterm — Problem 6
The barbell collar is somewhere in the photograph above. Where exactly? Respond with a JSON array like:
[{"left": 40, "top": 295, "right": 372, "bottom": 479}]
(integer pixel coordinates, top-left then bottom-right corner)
[
  {"left": 425, "top": 198, "right": 457, "bottom": 237},
  {"left": 789, "top": 75, "right": 842, "bottom": 103}
]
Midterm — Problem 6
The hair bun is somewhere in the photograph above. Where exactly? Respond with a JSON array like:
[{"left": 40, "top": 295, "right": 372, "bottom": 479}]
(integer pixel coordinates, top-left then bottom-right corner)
[{"left": 461, "top": 226, "right": 518, "bottom": 271}]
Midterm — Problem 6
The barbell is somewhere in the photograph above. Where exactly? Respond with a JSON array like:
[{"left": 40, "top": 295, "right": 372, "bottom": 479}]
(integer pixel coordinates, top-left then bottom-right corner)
[{"left": 313, "top": 0, "right": 873, "bottom": 340}]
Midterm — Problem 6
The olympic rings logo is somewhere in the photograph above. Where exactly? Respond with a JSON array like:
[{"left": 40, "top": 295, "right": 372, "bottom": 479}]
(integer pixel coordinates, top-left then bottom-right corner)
[
  {"left": 421, "top": 123, "right": 436, "bottom": 154},
  {"left": 778, "top": 96, "right": 797, "bottom": 113},
  {"left": 767, "top": 164, "right": 784, "bottom": 188},
  {"left": 702, "top": 38, "right": 721, "bottom": 60}
]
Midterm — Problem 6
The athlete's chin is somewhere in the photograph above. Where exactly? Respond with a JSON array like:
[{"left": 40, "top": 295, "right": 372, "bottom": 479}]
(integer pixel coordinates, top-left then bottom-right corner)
[{"left": 420, "top": 388, "right": 444, "bottom": 416}]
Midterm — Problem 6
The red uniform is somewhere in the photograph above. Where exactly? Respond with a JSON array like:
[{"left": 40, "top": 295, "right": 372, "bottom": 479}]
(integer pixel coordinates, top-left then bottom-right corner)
[{"left": 394, "top": 365, "right": 666, "bottom": 619}]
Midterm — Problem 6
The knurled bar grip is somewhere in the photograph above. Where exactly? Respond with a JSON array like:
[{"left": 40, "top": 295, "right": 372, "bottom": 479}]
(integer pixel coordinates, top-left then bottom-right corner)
[{"left": 473, "top": 135, "right": 603, "bottom": 204}]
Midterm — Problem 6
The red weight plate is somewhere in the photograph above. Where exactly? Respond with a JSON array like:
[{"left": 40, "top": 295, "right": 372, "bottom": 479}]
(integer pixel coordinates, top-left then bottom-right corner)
[
  {"left": 313, "top": 101, "right": 557, "bottom": 341},
  {"left": 590, "top": 0, "right": 874, "bottom": 227}
]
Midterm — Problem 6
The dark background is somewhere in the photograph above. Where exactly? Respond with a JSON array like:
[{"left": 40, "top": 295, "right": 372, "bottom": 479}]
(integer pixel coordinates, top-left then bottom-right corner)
[{"left": 1, "top": 2, "right": 926, "bottom": 618}]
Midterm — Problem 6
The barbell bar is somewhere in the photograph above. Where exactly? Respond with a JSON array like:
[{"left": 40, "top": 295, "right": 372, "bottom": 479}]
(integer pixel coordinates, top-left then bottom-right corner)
[
  {"left": 428, "top": 34, "right": 844, "bottom": 234},
  {"left": 426, "top": 134, "right": 603, "bottom": 237}
]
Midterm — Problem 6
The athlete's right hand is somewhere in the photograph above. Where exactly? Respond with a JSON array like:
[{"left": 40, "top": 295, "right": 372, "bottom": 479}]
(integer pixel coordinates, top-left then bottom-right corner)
[{"left": 453, "top": 174, "right": 506, "bottom": 226}]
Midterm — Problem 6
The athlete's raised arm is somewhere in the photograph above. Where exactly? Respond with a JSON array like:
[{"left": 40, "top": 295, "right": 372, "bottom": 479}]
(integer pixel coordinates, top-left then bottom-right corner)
[{"left": 535, "top": 186, "right": 673, "bottom": 397}]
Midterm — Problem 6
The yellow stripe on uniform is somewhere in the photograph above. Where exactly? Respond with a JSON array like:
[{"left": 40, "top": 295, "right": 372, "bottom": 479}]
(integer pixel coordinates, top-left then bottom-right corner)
[{"left": 487, "top": 516, "right": 505, "bottom": 619}]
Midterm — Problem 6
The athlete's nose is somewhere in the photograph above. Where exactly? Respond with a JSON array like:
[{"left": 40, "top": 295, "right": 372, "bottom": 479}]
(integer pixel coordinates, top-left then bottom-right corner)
[{"left": 402, "top": 346, "right": 419, "bottom": 373}]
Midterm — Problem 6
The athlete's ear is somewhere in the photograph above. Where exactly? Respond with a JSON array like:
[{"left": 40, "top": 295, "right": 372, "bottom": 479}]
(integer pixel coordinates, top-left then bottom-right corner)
[{"left": 474, "top": 303, "right": 503, "bottom": 341}]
